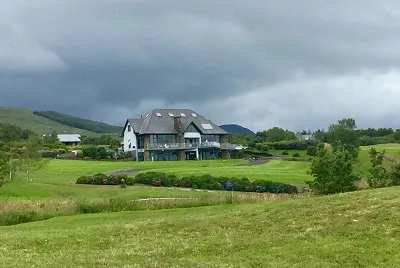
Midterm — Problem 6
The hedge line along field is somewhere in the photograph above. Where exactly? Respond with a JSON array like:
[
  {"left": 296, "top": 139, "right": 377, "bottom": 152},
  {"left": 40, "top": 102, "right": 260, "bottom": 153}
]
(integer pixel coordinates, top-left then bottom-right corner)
[{"left": 2, "top": 187, "right": 400, "bottom": 267}]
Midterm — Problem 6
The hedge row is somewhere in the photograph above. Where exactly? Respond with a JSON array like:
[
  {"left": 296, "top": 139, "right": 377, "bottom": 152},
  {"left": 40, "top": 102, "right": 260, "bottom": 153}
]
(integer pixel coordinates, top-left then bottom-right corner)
[
  {"left": 76, "top": 172, "right": 298, "bottom": 194},
  {"left": 76, "top": 174, "right": 133, "bottom": 185},
  {"left": 254, "top": 140, "right": 317, "bottom": 151}
]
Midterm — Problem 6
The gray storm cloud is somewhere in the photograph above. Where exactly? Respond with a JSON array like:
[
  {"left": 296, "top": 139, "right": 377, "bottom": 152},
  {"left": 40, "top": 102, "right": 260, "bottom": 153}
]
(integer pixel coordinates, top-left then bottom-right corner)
[{"left": 1, "top": 0, "right": 400, "bottom": 131}]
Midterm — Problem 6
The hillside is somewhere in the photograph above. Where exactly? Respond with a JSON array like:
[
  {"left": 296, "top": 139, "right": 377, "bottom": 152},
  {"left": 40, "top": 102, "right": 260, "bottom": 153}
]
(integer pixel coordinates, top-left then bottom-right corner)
[
  {"left": 220, "top": 124, "right": 255, "bottom": 135},
  {"left": 2, "top": 186, "right": 400, "bottom": 267},
  {"left": 34, "top": 110, "right": 122, "bottom": 134},
  {"left": 0, "top": 107, "right": 101, "bottom": 136}
]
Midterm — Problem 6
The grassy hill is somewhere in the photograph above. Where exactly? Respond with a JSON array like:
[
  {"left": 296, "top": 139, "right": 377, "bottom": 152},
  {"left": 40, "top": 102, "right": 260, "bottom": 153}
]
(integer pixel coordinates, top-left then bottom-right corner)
[
  {"left": 33, "top": 110, "right": 122, "bottom": 134},
  {"left": 0, "top": 107, "right": 120, "bottom": 136},
  {"left": 2, "top": 186, "right": 400, "bottom": 267}
]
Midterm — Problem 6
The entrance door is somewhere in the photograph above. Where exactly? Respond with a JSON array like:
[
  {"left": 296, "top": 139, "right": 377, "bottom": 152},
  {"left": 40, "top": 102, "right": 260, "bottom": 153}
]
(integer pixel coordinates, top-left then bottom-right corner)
[{"left": 185, "top": 151, "right": 196, "bottom": 160}]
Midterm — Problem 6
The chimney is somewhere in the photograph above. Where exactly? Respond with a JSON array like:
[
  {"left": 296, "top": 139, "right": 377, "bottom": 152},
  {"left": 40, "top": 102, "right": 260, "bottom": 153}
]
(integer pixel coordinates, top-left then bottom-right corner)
[
  {"left": 140, "top": 114, "right": 143, "bottom": 119},
  {"left": 174, "top": 116, "right": 184, "bottom": 142}
]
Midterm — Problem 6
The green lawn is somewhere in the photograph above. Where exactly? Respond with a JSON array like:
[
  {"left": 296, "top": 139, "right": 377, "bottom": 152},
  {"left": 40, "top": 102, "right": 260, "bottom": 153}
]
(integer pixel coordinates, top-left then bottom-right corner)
[
  {"left": 2, "top": 186, "right": 400, "bottom": 267},
  {"left": 0, "top": 159, "right": 311, "bottom": 201}
]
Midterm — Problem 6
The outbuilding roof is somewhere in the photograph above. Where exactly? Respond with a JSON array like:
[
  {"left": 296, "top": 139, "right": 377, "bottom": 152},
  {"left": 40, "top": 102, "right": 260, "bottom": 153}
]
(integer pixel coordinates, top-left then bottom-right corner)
[{"left": 57, "top": 134, "right": 81, "bottom": 142}]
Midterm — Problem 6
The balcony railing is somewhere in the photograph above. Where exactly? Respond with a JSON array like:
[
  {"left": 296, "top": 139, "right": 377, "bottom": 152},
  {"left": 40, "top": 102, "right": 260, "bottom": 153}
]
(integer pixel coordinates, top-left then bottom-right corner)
[{"left": 146, "top": 142, "right": 234, "bottom": 150}]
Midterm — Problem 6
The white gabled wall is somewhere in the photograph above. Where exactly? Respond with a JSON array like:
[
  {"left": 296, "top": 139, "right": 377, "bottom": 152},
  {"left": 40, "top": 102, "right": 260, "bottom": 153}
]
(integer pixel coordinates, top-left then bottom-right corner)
[{"left": 123, "top": 123, "right": 138, "bottom": 158}]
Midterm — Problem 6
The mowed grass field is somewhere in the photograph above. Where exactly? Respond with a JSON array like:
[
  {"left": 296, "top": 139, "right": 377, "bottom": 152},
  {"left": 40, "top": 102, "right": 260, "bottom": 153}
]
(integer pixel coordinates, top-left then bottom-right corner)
[
  {"left": 0, "top": 159, "right": 312, "bottom": 201},
  {"left": 2, "top": 186, "right": 400, "bottom": 267},
  {"left": 2, "top": 144, "right": 400, "bottom": 267}
]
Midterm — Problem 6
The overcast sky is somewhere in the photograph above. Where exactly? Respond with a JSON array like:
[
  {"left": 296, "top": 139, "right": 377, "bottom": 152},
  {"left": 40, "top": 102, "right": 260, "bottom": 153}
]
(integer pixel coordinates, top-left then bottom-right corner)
[{"left": 1, "top": 0, "right": 400, "bottom": 132}]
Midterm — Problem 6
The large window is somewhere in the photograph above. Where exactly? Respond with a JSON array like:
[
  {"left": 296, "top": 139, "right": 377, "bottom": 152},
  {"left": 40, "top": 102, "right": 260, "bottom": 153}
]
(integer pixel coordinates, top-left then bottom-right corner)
[
  {"left": 127, "top": 125, "right": 131, "bottom": 132},
  {"left": 150, "top": 151, "right": 177, "bottom": 161},
  {"left": 201, "top": 135, "right": 220, "bottom": 143},
  {"left": 150, "top": 135, "right": 176, "bottom": 145},
  {"left": 199, "top": 150, "right": 220, "bottom": 160},
  {"left": 137, "top": 136, "right": 144, "bottom": 149}
]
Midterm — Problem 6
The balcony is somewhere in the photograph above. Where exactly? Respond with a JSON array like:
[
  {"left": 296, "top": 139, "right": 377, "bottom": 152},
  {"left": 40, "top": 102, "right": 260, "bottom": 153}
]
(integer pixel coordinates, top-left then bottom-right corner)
[{"left": 146, "top": 142, "right": 234, "bottom": 150}]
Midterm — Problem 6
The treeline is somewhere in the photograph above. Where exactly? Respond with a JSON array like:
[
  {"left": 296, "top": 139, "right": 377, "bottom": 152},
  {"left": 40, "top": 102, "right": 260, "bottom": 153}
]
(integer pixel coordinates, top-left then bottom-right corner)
[
  {"left": 229, "top": 123, "right": 400, "bottom": 149},
  {"left": 33, "top": 111, "right": 122, "bottom": 134},
  {"left": 0, "top": 123, "right": 36, "bottom": 143}
]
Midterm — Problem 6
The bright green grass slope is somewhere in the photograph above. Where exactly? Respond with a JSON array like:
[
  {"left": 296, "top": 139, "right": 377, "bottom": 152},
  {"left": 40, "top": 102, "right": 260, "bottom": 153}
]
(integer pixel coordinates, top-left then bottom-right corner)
[
  {"left": 2, "top": 187, "right": 400, "bottom": 267},
  {"left": 0, "top": 107, "right": 100, "bottom": 136}
]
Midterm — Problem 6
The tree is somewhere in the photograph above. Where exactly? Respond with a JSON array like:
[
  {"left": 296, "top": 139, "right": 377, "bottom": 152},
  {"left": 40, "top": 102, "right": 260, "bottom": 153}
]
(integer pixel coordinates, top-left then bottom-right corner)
[
  {"left": 254, "top": 127, "right": 297, "bottom": 143},
  {"left": 43, "top": 130, "right": 59, "bottom": 144},
  {"left": 314, "top": 129, "right": 327, "bottom": 142},
  {"left": 307, "top": 146, "right": 359, "bottom": 194},
  {"left": 327, "top": 118, "right": 359, "bottom": 158},
  {"left": 19, "top": 136, "right": 47, "bottom": 181},
  {"left": 110, "top": 139, "right": 121, "bottom": 152},
  {"left": 367, "top": 148, "right": 391, "bottom": 188},
  {"left": 0, "top": 151, "right": 10, "bottom": 187}
]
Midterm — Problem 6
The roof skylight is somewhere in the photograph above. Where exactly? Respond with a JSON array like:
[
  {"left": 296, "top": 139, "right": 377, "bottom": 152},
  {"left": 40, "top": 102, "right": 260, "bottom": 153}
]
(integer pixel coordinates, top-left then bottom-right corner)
[
  {"left": 156, "top": 113, "right": 162, "bottom": 117},
  {"left": 201, "top": 124, "right": 213, "bottom": 130},
  {"left": 168, "top": 113, "right": 174, "bottom": 117},
  {"left": 180, "top": 113, "right": 186, "bottom": 117},
  {"left": 191, "top": 113, "right": 197, "bottom": 117}
]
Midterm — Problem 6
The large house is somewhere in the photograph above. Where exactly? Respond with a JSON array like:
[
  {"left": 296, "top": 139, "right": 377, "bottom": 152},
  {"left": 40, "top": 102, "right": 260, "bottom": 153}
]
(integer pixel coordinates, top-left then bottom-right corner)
[{"left": 122, "top": 109, "right": 231, "bottom": 161}]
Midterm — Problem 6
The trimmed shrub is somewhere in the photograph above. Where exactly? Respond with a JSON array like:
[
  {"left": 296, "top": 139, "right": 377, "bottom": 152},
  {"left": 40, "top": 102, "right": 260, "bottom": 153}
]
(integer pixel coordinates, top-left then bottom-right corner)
[
  {"left": 293, "top": 152, "right": 301, "bottom": 157},
  {"left": 40, "top": 150, "right": 58, "bottom": 158},
  {"left": 76, "top": 150, "right": 84, "bottom": 158},
  {"left": 82, "top": 146, "right": 97, "bottom": 159},
  {"left": 306, "top": 146, "right": 317, "bottom": 156},
  {"left": 282, "top": 151, "right": 289, "bottom": 155},
  {"left": 82, "top": 172, "right": 298, "bottom": 194},
  {"left": 76, "top": 174, "right": 133, "bottom": 186}
]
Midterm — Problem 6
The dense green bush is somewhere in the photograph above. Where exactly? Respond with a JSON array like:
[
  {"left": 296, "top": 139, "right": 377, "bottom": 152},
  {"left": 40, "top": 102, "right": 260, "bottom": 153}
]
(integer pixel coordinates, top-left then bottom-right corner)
[
  {"left": 40, "top": 150, "right": 58, "bottom": 158},
  {"left": 76, "top": 172, "right": 298, "bottom": 194},
  {"left": 76, "top": 150, "right": 84, "bottom": 158},
  {"left": 253, "top": 140, "right": 317, "bottom": 151},
  {"left": 306, "top": 146, "right": 317, "bottom": 156},
  {"left": 292, "top": 152, "right": 300, "bottom": 157},
  {"left": 76, "top": 173, "right": 134, "bottom": 185},
  {"left": 82, "top": 146, "right": 97, "bottom": 159},
  {"left": 133, "top": 172, "right": 297, "bottom": 194},
  {"left": 282, "top": 151, "right": 289, "bottom": 155},
  {"left": 96, "top": 147, "right": 108, "bottom": 159}
]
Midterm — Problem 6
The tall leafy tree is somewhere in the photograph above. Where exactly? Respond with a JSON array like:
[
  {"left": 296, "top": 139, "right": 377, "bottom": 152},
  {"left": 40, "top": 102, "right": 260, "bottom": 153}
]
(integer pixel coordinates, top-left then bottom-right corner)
[
  {"left": 19, "top": 136, "right": 47, "bottom": 181},
  {"left": 327, "top": 118, "right": 359, "bottom": 158},
  {"left": 307, "top": 146, "right": 359, "bottom": 194}
]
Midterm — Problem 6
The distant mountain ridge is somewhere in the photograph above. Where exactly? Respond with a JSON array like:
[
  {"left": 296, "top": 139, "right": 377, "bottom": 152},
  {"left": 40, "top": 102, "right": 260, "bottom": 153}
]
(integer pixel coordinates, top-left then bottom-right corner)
[
  {"left": 219, "top": 124, "right": 255, "bottom": 136},
  {"left": 33, "top": 111, "right": 122, "bottom": 134},
  {"left": 0, "top": 107, "right": 121, "bottom": 136}
]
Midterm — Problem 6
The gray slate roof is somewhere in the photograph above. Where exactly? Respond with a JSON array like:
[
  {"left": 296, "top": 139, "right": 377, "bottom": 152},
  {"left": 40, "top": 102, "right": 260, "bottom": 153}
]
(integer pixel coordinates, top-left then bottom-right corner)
[
  {"left": 127, "top": 119, "right": 144, "bottom": 133},
  {"left": 57, "top": 134, "right": 81, "bottom": 142},
  {"left": 124, "top": 109, "right": 228, "bottom": 135}
]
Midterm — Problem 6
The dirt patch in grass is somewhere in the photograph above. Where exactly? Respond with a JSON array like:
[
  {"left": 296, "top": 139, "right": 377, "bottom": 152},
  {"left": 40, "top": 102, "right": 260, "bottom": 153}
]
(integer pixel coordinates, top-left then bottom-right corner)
[{"left": 109, "top": 169, "right": 142, "bottom": 176}]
